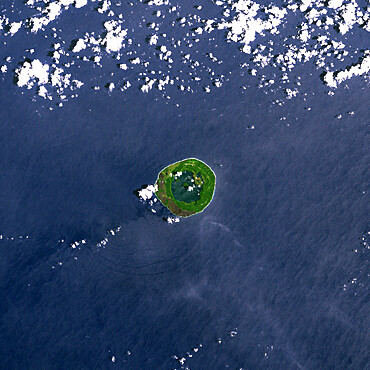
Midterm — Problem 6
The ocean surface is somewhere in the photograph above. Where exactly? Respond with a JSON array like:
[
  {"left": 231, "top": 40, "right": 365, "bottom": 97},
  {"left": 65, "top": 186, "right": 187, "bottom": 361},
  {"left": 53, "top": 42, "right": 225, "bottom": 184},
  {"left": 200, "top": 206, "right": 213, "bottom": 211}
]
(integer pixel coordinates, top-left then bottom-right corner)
[{"left": 0, "top": 0, "right": 369, "bottom": 368}]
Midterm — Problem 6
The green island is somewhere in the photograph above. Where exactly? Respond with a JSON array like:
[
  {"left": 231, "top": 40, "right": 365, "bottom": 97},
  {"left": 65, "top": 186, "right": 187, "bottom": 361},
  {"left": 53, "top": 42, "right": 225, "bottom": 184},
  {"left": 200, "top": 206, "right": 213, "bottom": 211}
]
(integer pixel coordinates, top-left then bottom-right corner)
[{"left": 155, "top": 158, "right": 216, "bottom": 217}]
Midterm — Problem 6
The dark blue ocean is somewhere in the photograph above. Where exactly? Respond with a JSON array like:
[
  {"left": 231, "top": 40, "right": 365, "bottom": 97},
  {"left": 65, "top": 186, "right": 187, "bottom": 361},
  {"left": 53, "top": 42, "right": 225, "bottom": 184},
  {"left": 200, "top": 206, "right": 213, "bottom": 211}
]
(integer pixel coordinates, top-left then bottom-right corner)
[{"left": 0, "top": 0, "right": 369, "bottom": 368}]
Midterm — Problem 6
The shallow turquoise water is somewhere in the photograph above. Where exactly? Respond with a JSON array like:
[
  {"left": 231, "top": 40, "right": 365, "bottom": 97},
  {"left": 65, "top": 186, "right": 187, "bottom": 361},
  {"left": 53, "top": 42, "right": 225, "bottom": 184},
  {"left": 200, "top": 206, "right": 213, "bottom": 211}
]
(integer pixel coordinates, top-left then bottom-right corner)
[{"left": 171, "top": 171, "right": 202, "bottom": 203}]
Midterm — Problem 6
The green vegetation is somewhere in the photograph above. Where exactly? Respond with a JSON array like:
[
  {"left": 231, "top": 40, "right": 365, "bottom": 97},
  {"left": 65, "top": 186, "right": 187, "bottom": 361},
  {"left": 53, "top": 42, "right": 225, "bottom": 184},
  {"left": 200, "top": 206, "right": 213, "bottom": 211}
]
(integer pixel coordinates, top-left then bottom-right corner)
[{"left": 155, "top": 158, "right": 216, "bottom": 217}]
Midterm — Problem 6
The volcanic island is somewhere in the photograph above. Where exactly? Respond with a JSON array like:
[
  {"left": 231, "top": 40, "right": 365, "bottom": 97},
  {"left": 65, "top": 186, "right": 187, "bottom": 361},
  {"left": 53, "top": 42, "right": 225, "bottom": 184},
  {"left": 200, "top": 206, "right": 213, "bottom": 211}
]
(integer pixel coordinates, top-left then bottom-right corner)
[{"left": 154, "top": 158, "right": 216, "bottom": 217}]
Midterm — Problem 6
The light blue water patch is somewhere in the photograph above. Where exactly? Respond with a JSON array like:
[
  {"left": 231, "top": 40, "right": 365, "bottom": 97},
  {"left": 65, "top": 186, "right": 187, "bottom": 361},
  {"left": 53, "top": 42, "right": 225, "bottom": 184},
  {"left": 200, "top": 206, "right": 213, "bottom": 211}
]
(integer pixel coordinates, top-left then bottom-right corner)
[{"left": 170, "top": 171, "right": 203, "bottom": 203}]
